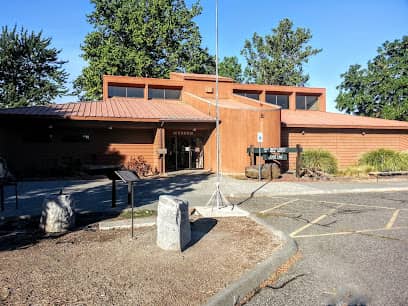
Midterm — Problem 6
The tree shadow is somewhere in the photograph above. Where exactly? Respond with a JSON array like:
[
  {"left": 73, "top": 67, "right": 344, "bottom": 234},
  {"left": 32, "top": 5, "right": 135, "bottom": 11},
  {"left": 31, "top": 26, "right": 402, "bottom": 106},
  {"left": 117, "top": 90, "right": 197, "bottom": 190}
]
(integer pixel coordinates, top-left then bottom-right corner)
[
  {"left": 0, "top": 211, "right": 123, "bottom": 252},
  {"left": 0, "top": 172, "right": 213, "bottom": 252}
]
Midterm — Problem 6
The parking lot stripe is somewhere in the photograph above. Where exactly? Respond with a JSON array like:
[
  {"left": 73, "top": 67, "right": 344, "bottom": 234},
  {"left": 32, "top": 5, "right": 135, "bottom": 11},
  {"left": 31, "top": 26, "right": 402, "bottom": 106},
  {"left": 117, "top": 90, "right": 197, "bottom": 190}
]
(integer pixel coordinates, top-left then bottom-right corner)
[
  {"left": 297, "top": 198, "right": 408, "bottom": 211},
  {"left": 386, "top": 209, "right": 400, "bottom": 229},
  {"left": 290, "top": 205, "right": 344, "bottom": 237},
  {"left": 290, "top": 214, "right": 328, "bottom": 237},
  {"left": 294, "top": 226, "right": 408, "bottom": 238},
  {"left": 259, "top": 199, "right": 298, "bottom": 214}
]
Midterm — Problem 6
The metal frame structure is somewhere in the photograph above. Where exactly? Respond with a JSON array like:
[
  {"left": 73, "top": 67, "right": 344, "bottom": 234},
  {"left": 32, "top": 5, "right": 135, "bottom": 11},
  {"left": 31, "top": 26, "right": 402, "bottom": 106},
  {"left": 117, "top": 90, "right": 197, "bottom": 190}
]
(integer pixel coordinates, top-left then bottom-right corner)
[{"left": 206, "top": 0, "right": 230, "bottom": 209}]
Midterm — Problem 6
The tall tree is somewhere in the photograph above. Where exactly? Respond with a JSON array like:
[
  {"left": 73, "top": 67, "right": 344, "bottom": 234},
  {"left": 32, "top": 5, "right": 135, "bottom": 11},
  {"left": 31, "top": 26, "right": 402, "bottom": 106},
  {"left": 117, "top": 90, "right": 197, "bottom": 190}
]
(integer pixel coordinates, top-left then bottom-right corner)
[
  {"left": 241, "top": 18, "right": 321, "bottom": 86},
  {"left": 219, "top": 56, "right": 243, "bottom": 82},
  {"left": 74, "top": 0, "right": 215, "bottom": 101},
  {"left": 0, "top": 26, "right": 68, "bottom": 108},
  {"left": 336, "top": 36, "right": 408, "bottom": 121}
]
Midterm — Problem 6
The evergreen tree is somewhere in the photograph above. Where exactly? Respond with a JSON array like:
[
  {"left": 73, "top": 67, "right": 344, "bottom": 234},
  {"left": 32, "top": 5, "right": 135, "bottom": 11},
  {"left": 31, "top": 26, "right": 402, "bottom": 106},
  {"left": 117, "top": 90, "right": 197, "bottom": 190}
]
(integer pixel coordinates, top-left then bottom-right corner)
[
  {"left": 241, "top": 18, "right": 321, "bottom": 86},
  {"left": 0, "top": 26, "right": 68, "bottom": 108},
  {"left": 219, "top": 56, "right": 243, "bottom": 82}
]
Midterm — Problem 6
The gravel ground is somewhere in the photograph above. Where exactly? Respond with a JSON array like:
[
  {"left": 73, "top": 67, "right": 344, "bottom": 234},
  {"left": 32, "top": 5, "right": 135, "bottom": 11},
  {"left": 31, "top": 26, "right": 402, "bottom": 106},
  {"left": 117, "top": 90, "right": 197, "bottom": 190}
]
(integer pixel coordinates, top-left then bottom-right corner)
[{"left": 0, "top": 217, "right": 279, "bottom": 306}]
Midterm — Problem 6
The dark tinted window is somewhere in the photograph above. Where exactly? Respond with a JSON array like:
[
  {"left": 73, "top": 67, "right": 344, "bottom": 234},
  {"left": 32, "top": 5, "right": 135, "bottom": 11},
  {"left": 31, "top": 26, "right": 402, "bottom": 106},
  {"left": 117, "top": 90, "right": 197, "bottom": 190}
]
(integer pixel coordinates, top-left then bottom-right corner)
[
  {"left": 61, "top": 134, "right": 91, "bottom": 143},
  {"left": 306, "top": 96, "right": 319, "bottom": 110},
  {"left": 164, "top": 88, "right": 181, "bottom": 100},
  {"left": 108, "top": 86, "right": 126, "bottom": 98},
  {"left": 126, "top": 87, "right": 144, "bottom": 98},
  {"left": 234, "top": 91, "right": 260, "bottom": 100},
  {"left": 148, "top": 88, "right": 181, "bottom": 100},
  {"left": 296, "top": 95, "right": 319, "bottom": 110},
  {"left": 266, "top": 94, "right": 289, "bottom": 109},
  {"left": 108, "top": 86, "right": 144, "bottom": 98}
]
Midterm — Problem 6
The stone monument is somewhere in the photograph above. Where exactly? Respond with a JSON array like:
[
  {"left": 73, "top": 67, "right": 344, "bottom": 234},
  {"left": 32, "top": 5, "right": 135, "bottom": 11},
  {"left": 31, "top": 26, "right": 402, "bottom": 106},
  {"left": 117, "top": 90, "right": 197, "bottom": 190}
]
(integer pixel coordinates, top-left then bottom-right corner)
[
  {"left": 156, "top": 195, "right": 191, "bottom": 251},
  {"left": 39, "top": 193, "right": 75, "bottom": 233}
]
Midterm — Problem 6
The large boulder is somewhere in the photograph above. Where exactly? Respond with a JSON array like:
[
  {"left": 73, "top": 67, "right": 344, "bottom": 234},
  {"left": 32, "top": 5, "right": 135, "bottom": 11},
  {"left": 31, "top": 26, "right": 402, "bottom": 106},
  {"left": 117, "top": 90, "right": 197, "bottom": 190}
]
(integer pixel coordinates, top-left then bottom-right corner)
[
  {"left": 39, "top": 194, "right": 75, "bottom": 233},
  {"left": 156, "top": 195, "right": 191, "bottom": 251},
  {"left": 245, "top": 163, "right": 281, "bottom": 180}
]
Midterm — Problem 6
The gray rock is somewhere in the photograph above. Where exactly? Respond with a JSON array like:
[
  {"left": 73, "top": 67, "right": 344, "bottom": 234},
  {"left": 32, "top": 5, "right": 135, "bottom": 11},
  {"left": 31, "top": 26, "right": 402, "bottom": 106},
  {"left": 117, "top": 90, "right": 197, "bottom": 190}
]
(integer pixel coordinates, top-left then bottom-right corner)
[
  {"left": 245, "top": 163, "right": 281, "bottom": 180},
  {"left": 39, "top": 194, "right": 75, "bottom": 233},
  {"left": 156, "top": 195, "right": 191, "bottom": 251}
]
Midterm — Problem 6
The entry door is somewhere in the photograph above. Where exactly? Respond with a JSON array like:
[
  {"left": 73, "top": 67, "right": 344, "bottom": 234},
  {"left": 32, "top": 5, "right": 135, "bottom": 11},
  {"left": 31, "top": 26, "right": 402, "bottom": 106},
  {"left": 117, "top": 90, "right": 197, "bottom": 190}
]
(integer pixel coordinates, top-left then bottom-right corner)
[{"left": 165, "top": 133, "right": 204, "bottom": 171}]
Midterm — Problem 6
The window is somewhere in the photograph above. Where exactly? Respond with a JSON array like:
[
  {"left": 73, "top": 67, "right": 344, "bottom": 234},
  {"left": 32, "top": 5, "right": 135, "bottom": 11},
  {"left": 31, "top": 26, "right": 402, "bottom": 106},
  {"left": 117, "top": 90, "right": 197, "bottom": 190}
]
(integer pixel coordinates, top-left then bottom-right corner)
[
  {"left": 126, "top": 87, "right": 144, "bottom": 98},
  {"left": 148, "top": 88, "right": 181, "bottom": 100},
  {"left": 296, "top": 95, "right": 319, "bottom": 110},
  {"left": 23, "top": 133, "right": 53, "bottom": 143},
  {"left": 61, "top": 134, "right": 91, "bottom": 143},
  {"left": 266, "top": 94, "right": 289, "bottom": 109},
  {"left": 233, "top": 90, "right": 260, "bottom": 100},
  {"left": 108, "top": 86, "right": 144, "bottom": 99}
]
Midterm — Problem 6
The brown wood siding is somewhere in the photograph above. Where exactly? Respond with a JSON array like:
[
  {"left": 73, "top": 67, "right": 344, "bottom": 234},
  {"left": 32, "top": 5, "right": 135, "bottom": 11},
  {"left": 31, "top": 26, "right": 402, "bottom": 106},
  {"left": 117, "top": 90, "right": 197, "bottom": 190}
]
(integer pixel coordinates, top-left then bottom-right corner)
[
  {"left": 182, "top": 93, "right": 281, "bottom": 174},
  {"left": 0, "top": 126, "right": 157, "bottom": 176},
  {"left": 282, "top": 128, "right": 408, "bottom": 169}
]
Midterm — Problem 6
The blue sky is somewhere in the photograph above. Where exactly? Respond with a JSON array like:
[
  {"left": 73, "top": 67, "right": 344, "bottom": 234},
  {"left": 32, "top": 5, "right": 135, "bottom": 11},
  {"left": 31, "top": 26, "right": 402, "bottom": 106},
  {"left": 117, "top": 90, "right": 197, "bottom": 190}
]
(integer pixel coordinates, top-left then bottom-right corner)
[{"left": 1, "top": 0, "right": 407, "bottom": 112}]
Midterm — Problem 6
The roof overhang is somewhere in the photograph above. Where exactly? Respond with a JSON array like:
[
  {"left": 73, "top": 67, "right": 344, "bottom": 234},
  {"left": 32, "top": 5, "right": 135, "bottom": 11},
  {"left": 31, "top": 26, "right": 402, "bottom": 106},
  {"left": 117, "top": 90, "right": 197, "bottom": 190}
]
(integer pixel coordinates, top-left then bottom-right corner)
[{"left": 282, "top": 123, "right": 408, "bottom": 130}]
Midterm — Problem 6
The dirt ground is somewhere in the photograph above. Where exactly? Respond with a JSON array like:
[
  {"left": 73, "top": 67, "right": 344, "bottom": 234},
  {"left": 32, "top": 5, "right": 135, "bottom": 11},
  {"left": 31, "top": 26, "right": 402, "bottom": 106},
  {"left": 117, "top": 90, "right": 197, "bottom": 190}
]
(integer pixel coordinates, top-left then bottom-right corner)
[{"left": 0, "top": 217, "right": 279, "bottom": 306}]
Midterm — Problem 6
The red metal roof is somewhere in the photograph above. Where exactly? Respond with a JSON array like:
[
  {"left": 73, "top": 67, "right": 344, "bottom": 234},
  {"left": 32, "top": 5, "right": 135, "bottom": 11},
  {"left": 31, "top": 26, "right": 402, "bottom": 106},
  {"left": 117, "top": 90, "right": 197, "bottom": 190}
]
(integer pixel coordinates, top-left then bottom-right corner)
[
  {"left": 0, "top": 98, "right": 216, "bottom": 123},
  {"left": 281, "top": 110, "right": 408, "bottom": 130}
]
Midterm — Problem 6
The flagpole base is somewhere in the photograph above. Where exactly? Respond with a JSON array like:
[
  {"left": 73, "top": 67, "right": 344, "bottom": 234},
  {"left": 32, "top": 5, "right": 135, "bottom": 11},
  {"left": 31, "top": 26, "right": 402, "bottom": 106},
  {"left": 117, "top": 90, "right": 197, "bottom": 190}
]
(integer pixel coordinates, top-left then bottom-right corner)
[{"left": 206, "top": 181, "right": 232, "bottom": 210}]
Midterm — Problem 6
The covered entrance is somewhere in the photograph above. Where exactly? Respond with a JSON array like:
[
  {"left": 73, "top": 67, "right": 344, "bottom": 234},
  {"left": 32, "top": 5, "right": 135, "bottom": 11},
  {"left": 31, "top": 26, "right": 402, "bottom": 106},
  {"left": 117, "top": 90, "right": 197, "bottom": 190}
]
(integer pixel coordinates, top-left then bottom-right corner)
[{"left": 165, "top": 130, "right": 207, "bottom": 171}]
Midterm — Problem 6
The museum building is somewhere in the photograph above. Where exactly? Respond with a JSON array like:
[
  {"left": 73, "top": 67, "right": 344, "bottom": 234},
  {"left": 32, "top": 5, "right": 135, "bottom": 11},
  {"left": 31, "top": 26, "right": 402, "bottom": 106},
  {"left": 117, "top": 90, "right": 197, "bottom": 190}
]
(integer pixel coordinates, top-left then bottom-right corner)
[{"left": 0, "top": 72, "right": 407, "bottom": 176}]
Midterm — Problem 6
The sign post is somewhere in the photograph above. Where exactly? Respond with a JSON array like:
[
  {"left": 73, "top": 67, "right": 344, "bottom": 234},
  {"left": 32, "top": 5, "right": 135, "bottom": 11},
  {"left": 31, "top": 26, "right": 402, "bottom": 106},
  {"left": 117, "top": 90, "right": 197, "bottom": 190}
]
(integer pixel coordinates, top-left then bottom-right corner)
[
  {"left": 114, "top": 170, "right": 140, "bottom": 239},
  {"left": 257, "top": 132, "right": 263, "bottom": 182}
]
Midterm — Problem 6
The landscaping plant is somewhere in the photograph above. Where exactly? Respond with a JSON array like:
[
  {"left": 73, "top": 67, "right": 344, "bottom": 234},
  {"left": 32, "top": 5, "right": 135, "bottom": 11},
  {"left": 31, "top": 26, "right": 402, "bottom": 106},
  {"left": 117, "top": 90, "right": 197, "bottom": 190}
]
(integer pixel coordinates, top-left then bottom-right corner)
[
  {"left": 302, "top": 149, "right": 338, "bottom": 174},
  {"left": 358, "top": 149, "right": 408, "bottom": 171}
]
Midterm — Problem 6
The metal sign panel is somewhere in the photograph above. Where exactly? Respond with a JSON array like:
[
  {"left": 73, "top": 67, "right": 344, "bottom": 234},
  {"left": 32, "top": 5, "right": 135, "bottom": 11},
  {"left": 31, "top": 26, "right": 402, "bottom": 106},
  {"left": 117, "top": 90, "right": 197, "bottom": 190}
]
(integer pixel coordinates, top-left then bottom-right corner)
[
  {"left": 247, "top": 147, "right": 302, "bottom": 154},
  {"left": 257, "top": 132, "right": 263, "bottom": 143},
  {"left": 115, "top": 170, "right": 140, "bottom": 183},
  {"left": 263, "top": 154, "right": 288, "bottom": 161}
]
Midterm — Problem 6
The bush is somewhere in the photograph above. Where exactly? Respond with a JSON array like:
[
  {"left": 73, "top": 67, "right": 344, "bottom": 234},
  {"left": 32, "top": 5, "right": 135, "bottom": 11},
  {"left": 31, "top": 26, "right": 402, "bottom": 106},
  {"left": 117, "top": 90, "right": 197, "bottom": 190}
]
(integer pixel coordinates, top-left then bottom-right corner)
[
  {"left": 337, "top": 165, "right": 375, "bottom": 177},
  {"left": 358, "top": 149, "right": 408, "bottom": 171},
  {"left": 302, "top": 149, "right": 338, "bottom": 174}
]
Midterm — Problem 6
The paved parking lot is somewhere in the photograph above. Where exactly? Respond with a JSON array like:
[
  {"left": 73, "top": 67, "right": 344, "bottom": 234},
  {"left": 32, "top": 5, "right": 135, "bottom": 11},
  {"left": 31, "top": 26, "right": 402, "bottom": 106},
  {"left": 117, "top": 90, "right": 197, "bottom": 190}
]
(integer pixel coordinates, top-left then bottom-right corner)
[{"left": 234, "top": 191, "right": 408, "bottom": 305}]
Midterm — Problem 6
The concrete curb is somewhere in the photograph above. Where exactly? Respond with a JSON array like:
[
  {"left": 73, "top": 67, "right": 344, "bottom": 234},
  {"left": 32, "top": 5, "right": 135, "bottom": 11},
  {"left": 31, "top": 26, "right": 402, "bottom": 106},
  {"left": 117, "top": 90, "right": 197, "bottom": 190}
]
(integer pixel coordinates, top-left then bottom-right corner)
[
  {"left": 99, "top": 217, "right": 156, "bottom": 230},
  {"left": 203, "top": 213, "right": 298, "bottom": 306}
]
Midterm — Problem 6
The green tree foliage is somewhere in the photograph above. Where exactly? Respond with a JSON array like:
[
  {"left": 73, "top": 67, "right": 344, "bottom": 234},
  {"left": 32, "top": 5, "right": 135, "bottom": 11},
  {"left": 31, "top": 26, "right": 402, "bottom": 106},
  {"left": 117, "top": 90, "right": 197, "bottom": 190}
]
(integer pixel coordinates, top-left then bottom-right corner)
[
  {"left": 0, "top": 26, "right": 68, "bottom": 108},
  {"left": 336, "top": 36, "right": 408, "bottom": 121},
  {"left": 241, "top": 18, "right": 321, "bottom": 86},
  {"left": 219, "top": 56, "right": 243, "bottom": 82},
  {"left": 74, "top": 0, "right": 215, "bottom": 100}
]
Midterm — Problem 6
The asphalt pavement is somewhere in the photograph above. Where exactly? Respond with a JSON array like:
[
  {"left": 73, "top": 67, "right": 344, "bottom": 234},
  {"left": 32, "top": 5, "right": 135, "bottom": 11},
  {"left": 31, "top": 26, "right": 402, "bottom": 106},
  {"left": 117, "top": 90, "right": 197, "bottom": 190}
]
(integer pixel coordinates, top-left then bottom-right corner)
[{"left": 235, "top": 191, "right": 408, "bottom": 306}]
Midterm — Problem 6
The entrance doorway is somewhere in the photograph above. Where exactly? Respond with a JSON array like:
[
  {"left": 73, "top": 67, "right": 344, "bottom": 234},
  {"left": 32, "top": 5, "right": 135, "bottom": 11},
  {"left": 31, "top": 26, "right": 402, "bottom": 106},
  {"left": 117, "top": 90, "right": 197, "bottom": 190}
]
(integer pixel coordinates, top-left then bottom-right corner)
[{"left": 166, "top": 130, "right": 205, "bottom": 171}]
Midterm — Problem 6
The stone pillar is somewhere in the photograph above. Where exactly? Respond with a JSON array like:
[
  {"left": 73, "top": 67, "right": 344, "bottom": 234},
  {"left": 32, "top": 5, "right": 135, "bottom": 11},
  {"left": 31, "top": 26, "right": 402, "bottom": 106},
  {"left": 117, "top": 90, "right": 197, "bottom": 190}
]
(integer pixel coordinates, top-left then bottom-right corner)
[
  {"left": 156, "top": 195, "right": 191, "bottom": 251},
  {"left": 39, "top": 194, "right": 75, "bottom": 233}
]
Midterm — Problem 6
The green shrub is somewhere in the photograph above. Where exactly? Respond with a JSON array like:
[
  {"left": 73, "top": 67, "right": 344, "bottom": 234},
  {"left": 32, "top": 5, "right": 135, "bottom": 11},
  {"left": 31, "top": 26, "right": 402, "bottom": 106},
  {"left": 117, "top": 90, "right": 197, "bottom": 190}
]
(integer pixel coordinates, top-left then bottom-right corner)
[
  {"left": 358, "top": 149, "right": 408, "bottom": 171},
  {"left": 337, "top": 165, "right": 375, "bottom": 177},
  {"left": 302, "top": 149, "right": 338, "bottom": 174}
]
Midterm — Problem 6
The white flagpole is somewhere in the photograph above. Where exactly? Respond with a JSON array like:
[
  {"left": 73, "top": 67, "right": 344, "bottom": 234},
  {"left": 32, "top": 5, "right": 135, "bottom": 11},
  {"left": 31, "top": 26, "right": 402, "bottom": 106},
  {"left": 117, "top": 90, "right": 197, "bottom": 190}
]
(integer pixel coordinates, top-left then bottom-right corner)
[
  {"left": 206, "top": 0, "right": 230, "bottom": 210},
  {"left": 215, "top": 0, "right": 220, "bottom": 209}
]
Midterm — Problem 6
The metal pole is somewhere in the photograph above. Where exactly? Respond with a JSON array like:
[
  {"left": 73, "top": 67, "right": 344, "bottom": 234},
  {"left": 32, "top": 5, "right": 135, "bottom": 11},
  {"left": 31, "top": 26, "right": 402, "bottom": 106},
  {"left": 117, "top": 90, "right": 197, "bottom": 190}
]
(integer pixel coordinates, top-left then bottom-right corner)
[
  {"left": 131, "top": 182, "right": 134, "bottom": 239},
  {"left": 0, "top": 185, "right": 4, "bottom": 211},
  {"left": 111, "top": 178, "right": 116, "bottom": 208},
  {"left": 258, "top": 143, "right": 261, "bottom": 182},
  {"left": 215, "top": 0, "right": 220, "bottom": 209}
]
